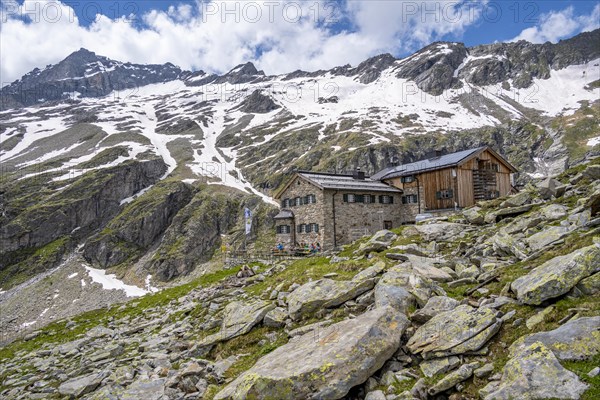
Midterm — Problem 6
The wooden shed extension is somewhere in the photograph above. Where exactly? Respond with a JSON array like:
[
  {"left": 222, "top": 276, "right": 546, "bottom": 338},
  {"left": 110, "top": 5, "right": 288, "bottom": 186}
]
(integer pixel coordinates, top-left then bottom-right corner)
[{"left": 373, "top": 146, "right": 517, "bottom": 211}]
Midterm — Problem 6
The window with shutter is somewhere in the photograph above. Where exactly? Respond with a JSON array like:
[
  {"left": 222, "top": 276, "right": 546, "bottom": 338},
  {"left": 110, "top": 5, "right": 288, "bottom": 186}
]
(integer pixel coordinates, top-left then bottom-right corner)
[
  {"left": 343, "top": 194, "right": 348, "bottom": 202},
  {"left": 347, "top": 194, "right": 355, "bottom": 203},
  {"left": 437, "top": 190, "right": 453, "bottom": 199},
  {"left": 276, "top": 226, "right": 281, "bottom": 234},
  {"left": 314, "top": 224, "right": 319, "bottom": 233},
  {"left": 356, "top": 194, "right": 364, "bottom": 203}
]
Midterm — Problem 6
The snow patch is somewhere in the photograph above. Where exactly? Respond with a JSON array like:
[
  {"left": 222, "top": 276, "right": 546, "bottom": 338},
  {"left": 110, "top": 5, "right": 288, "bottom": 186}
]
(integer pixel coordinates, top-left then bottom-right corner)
[
  {"left": 587, "top": 136, "right": 600, "bottom": 147},
  {"left": 145, "top": 275, "right": 160, "bottom": 293},
  {"left": 68, "top": 273, "right": 78, "bottom": 279},
  {"left": 84, "top": 265, "right": 150, "bottom": 297}
]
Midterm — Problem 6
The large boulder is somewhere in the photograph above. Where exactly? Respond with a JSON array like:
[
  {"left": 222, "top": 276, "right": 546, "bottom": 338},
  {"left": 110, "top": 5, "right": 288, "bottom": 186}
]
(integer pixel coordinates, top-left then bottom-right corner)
[
  {"left": 537, "top": 177, "right": 567, "bottom": 200},
  {"left": 500, "top": 191, "right": 532, "bottom": 208},
  {"left": 575, "top": 272, "right": 600, "bottom": 295},
  {"left": 411, "top": 296, "right": 460, "bottom": 324},
  {"left": 214, "top": 307, "right": 410, "bottom": 400},
  {"left": 407, "top": 305, "right": 502, "bottom": 359},
  {"left": 509, "top": 317, "right": 600, "bottom": 361},
  {"left": 287, "top": 278, "right": 375, "bottom": 320},
  {"left": 58, "top": 372, "right": 105, "bottom": 397},
  {"left": 485, "top": 204, "right": 533, "bottom": 224},
  {"left": 462, "top": 207, "right": 485, "bottom": 225},
  {"left": 526, "top": 226, "right": 572, "bottom": 252},
  {"left": 428, "top": 362, "right": 479, "bottom": 396},
  {"left": 199, "top": 299, "right": 275, "bottom": 346},
  {"left": 375, "top": 264, "right": 445, "bottom": 309},
  {"left": 489, "top": 231, "right": 528, "bottom": 259},
  {"left": 356, "top": 230, "right": 398, "bottom": 254},
  {"left": 582, "top": 164, "right": 600, "bottom": 181},
  {"left": 404, "top": 255, "right": 453, "bottom": 282},
  {"left": 540, "top": 204, "right": 568, "bottom": 221},
  {"left": 414, "top": 222, "right": 468, "bottom": 241},
  {"left": 480, "top": 342, "right": 588, "bottom": 400},
  {"left": 511, "top": 244, "right": 600, "bottom": 305}
]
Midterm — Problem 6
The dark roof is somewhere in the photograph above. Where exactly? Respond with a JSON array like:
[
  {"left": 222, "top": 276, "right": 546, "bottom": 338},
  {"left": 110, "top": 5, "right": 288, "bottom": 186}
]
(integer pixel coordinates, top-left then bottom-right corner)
[
  {"left": 371, "top": 146, "right": 516, "bottom": 180},
  {"left": 274, "top": 209, "right": 294, "bottom": 219},
  {"left": 297, "top": 171, "right": 402, "bottom": 193}
]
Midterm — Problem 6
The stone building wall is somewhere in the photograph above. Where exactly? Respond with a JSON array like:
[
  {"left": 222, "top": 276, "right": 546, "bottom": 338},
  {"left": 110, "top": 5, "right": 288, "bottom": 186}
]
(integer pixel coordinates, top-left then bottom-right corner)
[
  {"left": 275, "top": 176, "right": 325, "bottom": 247},
  {"left": 274, "top": 218, "right": 295, "bottom": 248},
  {"left": 322, "top": 190, "right": 403, "bottom": 249}
]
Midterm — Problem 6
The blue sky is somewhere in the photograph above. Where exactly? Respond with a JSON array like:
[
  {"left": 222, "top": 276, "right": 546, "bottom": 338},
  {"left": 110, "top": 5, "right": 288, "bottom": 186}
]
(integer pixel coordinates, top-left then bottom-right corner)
[
  {"left": 64, "top": 1, "right": 600, "bottom": 45},
  {"left": 1, "top": 1, "right": 599, "bottom": 84}
]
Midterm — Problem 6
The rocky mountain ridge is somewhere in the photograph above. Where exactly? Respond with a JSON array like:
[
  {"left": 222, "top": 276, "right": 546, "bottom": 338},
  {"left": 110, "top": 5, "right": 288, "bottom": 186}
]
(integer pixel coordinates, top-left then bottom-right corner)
[{"left": 2, "top": 29, "right": 599, "bottom": 109}]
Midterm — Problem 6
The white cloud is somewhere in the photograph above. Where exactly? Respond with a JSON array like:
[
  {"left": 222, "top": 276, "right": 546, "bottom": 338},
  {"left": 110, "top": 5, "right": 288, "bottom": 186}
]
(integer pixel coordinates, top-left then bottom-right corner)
[
  {"left": 1, "top": 0, "right": 485, "bottom": 85},
  {"left": 511, "top": 4, "right": 600, "bottom": 44}
]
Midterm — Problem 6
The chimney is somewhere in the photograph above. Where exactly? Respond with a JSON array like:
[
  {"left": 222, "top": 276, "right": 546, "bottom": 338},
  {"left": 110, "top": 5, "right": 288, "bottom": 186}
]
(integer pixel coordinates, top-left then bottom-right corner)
[
  {"left": 353, "top": 167, "right": 365, "bottom": 180},
  {"left": 427, "top": 149, "right": 444, "bottom": 159}
]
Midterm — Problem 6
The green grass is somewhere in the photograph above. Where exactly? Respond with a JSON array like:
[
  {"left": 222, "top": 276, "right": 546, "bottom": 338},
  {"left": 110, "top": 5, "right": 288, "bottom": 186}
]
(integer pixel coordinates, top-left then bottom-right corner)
[
  {"left": 563, "top": 354, "right": 600, "bottom": 400},
  {"left": 245, "top": 256, "right": 366, "bottom": 297}
]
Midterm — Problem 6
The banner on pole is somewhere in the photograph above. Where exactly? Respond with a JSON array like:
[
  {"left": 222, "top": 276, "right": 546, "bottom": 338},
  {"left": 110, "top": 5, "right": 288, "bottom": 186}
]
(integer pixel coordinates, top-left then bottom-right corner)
[{"left": 244, "top": 208, "right": 252, "bottom": 235}]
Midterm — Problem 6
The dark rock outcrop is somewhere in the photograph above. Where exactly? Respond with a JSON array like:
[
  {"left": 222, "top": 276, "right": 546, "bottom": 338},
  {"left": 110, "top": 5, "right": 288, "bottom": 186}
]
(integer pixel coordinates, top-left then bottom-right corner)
[{"left": 82, "top": 180, "right": 195, "bottom": 268}]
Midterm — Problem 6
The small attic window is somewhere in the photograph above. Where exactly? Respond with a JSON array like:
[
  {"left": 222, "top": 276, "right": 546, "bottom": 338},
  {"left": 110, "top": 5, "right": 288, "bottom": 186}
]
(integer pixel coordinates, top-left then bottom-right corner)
[{"left": 297, "top": 180, "right": 301, "bottom": 185}]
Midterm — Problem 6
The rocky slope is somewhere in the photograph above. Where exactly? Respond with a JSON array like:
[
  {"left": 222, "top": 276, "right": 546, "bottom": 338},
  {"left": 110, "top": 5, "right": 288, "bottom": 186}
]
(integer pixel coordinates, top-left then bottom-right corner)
[
  {"left": 1, "top": 158, "right": 599, "bottom": 399},
  {"left": 0, "top": 30, "right": 599, "bottom": 328}
]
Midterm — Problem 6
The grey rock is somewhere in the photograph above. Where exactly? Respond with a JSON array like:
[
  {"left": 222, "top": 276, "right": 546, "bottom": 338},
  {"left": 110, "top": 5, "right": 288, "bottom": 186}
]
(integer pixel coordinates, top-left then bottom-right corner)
[
  {"left": 526, "top": 225, "right": 571, "bottom": 252},
  {"left": 411, "top": 296, "right": 459, "bottom": 324},
  {"left": 537, "top": 177, "right": 567, "bottom": 199},
  {"left": 356, "top": 230, "right": 398, "bottom": 254},
  {"left": 474, "top": 363, "right": 494, "bottom": 378},
  {"left": 500, "top": 191, "right": 532, "bottom": 208},
  {"left": 414, "top": 222, "right": 469, "bottom": 242},
  {"left": 419, "top": 356, "right": 461, "bottom": 378},
  {"left": 510, "top": 316, "right": 600, "bottom": 361},
  {"left": 463, "top": 207, "right": 485, "bottom": 225},
  {"left": 511, "top": 244, "right": 600, "bottom": 305},
  {"left": 287, "top": 278, "right": 375, "bottom": 320},
  {"left": 489, "top": 231, "right": 528, "bottom": 259},
  {"left": 365, "top": 390, "right": 387, "bottom": 400},
  {"left": 407, "top": 305, "right": 502, "bottom": 359},
  {"left": 375, "top": 264, "right": 444, "bottom": 308},
  {"left": 263, "top": 307, "right": 288, "bottom": 328},
  {"left": 480, "top": 342, "right": 587, "bottom": 400},
  {"left": 540, "top": 204, "right": 569, "bottom": 221},
  {"left": 119, "top": 376, "right": 167, "bottom": 400},
  {"left": 58, "top": 372, "right": 104, "bottom": 397},
  {"left": 198, "top": 299, "right": 275, "bottom": 345},
  {"left": 574, "top": 272, "right": 600, "bottom": 295},
  {"left": 582, "top": 164, "right": 600, "bottom": 180},
  {"left": 428, "top": 362, "right": 478, "bottom": 395},
  {"left": 214, "top": 307, "right": 409, "bottom": 400}
]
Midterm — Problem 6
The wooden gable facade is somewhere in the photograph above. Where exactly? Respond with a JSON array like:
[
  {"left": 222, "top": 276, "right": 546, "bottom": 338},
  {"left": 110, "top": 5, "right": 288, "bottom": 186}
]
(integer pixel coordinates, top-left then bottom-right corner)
[{"left": 382, "top": 147, "right": 517, "bottom": 212}]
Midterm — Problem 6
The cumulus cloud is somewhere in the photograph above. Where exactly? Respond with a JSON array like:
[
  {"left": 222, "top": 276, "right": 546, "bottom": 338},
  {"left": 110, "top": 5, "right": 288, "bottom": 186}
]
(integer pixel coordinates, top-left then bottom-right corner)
[
  {"left": 511, "top": 4, "right": 600, "bottom": 44},
  {"left": 0, "top": 0, "right": 491, "bottom": 85}
]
